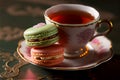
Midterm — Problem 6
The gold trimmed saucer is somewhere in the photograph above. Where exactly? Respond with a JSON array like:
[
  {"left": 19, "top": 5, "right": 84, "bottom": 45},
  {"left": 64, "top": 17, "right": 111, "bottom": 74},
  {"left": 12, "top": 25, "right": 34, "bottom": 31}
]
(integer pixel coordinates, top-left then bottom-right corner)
[{"left": 17, "top": 36, "right": 113, "bottom": 71}]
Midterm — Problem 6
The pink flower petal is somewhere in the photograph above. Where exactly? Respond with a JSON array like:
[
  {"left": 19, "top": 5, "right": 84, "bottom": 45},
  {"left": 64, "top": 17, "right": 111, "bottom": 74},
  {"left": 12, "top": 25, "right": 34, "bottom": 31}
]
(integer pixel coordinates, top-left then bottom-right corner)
[{"left": 33, "top": 22, "right": 46, "bottom": 28}]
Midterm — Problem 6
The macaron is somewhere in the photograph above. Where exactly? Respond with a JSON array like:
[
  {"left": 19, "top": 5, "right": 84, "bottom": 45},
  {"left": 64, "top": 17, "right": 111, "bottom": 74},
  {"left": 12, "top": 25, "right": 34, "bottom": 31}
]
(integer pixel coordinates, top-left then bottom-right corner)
[
  {"left": 31, "top": 43, "right": 64, "bottom": 66},
  {"left": 23, "top": 23, "right": 59, "bottom": 47}
]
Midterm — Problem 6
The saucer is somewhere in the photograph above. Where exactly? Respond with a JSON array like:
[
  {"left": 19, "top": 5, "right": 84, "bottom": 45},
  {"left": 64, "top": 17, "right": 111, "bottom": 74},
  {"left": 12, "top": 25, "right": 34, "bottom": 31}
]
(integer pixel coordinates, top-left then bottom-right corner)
[{"left": 17, "top": 36, "right": 113, "bottom": 71}]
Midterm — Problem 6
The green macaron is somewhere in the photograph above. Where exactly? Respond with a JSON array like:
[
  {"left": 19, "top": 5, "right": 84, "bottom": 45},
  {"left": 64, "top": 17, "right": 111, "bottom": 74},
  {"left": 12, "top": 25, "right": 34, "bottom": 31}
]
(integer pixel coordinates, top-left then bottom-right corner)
[{"left": 24, "top": 24, "right": 59, "bottom": 47}]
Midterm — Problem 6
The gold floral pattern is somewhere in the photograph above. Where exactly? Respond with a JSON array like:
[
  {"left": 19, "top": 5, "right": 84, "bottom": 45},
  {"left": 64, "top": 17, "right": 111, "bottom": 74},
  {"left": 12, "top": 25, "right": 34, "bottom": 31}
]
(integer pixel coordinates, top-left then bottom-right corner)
[
  {"left": 0, "top": 26, "right": 24, "bottom": 41},
  {"left": 0, "top": 51, "right": 28, "bottom": 79},
  {"left": 17, "top": 0, "right": 77, "bottom": 5},
  {"left": 7, "top": 4, "right": 44, "bottom": 17}
]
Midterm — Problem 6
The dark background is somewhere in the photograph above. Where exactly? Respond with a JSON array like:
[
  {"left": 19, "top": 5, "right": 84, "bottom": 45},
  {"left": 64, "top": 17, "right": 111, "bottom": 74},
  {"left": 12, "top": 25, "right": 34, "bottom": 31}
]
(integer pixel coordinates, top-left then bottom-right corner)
[{"left": 0, "top": 0, "right": 120, "bottom": 80}]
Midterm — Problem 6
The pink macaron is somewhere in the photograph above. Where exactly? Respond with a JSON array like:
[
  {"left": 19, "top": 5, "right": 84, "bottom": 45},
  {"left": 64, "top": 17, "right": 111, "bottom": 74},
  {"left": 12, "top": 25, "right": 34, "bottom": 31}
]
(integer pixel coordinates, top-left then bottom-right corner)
[{"left": 31, "top": 43, "right": 64, "bottom": 66}]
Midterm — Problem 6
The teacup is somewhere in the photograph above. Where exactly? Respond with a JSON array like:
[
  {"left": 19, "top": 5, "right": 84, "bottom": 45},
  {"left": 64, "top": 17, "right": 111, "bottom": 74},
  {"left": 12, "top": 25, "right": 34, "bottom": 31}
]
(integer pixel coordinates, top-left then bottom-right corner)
[{"left": 44, "top": 4, "right": 113, "bottom": 58}]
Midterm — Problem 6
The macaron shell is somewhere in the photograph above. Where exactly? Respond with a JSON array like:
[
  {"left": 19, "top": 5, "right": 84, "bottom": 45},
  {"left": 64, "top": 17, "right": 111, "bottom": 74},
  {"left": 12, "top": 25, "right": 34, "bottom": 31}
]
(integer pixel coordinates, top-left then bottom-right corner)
[
  {"left": 31, "top": 43, "right": 64, "bottom": 57},
  {"left": 24, "top": 24, "right": 58, "bottom": 39}
]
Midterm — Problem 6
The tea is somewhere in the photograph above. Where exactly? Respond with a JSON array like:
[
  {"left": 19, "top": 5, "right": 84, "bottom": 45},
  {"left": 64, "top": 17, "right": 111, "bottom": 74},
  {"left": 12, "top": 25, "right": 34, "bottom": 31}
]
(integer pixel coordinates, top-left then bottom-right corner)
[{"left": 48, "top": 10, "right": 94, "bottom": 24}]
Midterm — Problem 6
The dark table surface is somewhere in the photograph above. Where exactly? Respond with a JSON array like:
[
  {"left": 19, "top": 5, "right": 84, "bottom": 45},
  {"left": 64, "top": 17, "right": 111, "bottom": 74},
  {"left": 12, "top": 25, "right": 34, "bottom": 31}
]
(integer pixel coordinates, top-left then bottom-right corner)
[{"left": 0, "top": 0, "right": 120, "bottom": 80}]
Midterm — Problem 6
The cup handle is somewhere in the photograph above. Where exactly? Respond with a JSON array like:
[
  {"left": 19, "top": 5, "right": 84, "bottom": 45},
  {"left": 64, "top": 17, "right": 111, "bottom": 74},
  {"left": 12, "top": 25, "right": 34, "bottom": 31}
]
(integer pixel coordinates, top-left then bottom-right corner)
[{"left": 90, "top": 19, "right": 113, "bottom": 40}]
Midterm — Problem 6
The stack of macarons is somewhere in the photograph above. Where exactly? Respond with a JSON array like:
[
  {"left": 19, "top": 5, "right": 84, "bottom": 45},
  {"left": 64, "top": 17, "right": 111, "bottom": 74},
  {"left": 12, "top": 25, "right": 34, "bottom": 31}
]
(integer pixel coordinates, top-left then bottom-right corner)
[{"left": 23, "top": 23, "right": 64, "bottom": 66}]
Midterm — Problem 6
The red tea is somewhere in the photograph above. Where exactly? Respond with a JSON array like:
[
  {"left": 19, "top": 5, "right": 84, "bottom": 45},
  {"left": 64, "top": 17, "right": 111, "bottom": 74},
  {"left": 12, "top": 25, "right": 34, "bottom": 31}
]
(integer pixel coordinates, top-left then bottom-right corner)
[{"left": 48, "top": 10, "right": 94, "bottom": 24}]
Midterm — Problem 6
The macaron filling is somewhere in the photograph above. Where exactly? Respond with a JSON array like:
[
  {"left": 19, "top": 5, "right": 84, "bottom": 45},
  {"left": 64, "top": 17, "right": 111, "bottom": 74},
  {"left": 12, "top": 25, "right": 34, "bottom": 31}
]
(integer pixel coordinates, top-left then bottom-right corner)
[
  {"left": 33, "top": 54, "right": 63, "bottom": 60},
  {"left": 28, "top": 33, "right": 58, "bottom": 42}
]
